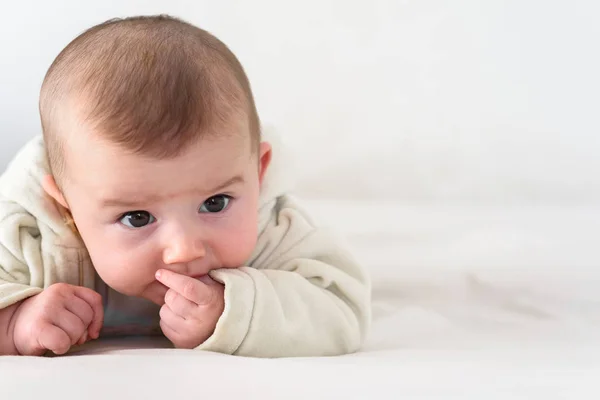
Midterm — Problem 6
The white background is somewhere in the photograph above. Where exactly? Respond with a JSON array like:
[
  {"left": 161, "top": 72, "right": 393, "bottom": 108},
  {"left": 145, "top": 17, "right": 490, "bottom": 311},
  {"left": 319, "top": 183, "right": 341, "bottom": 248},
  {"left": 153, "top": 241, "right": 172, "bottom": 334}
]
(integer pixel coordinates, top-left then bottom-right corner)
[{"left": 0, "top": 0, "right": 598, "bottom": 206}]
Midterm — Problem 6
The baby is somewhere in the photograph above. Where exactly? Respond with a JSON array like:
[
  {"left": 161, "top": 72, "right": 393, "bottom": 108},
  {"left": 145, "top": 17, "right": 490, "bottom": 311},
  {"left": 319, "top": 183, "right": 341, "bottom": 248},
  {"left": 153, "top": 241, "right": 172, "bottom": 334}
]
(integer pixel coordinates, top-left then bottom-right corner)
[{"left": 0, "top": 15, "right": 370, "bottom": 357}]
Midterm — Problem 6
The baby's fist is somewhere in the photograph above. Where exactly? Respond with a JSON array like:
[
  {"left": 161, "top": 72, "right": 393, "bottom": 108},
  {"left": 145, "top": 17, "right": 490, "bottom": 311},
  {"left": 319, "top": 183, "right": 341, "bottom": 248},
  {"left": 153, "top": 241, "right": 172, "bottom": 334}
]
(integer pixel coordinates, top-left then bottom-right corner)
[
  {"left": 155, "top": 270, "right": 224, "bottom": 349},
  {"left": 12, "top": 283, "right": 104, "bottom": 356}
]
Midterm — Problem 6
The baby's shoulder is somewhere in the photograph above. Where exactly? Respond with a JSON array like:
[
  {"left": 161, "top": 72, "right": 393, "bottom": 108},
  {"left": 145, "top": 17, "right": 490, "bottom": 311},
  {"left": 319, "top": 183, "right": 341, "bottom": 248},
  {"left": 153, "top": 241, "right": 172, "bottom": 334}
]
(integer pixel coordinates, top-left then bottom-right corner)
[
  {"left": 0, "top": 134, "right": 49, "bottom": 192},
  {"left": 0, "top": 135, "right": 74, "bottom": 241}
]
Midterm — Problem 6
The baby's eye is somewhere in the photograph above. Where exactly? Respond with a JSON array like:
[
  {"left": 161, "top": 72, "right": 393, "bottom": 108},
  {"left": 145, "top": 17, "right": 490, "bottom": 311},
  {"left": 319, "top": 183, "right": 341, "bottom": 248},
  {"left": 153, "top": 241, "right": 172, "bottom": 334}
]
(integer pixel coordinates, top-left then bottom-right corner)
[
  {"left": 119, "top": 211, "right": 156, "bottom": 228},
  {"left": 199, "top": 195, "right": 231, "bottom": 213}
]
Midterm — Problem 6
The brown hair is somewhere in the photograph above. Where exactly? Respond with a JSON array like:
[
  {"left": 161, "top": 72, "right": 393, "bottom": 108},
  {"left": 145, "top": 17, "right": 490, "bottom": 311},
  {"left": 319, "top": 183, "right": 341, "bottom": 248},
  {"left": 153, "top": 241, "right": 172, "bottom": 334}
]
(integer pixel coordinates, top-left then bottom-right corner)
[{"left": 39, "top": 14, "right": 261, "bottom": 182}]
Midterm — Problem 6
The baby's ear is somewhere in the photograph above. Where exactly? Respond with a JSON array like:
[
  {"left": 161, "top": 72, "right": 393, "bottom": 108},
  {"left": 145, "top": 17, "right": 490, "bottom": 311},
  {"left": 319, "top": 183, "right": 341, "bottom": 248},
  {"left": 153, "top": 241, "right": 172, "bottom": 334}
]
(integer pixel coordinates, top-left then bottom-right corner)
[
  {"left": 41, "top": 174, "right": 69, "bottom": 209},
  {"left": 258, "top": 141, "right": 272, "bottom": 186}
]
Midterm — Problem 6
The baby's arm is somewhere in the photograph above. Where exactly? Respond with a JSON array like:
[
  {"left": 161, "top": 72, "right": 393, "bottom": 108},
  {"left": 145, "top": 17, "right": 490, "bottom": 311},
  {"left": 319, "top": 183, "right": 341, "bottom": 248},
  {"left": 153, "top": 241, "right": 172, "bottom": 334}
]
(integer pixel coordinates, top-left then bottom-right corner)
[
  {"left": 0, "top": 199, "right": 43, "bottom": 355},
  {"left": 198, "top": 196, "right": 371, "bottom": 357},
  {"left": 0, "top": 137, "right": 105, "bottom": 355},
  {"left": 0, "top": 302, "right": 20, "bottom": 354},
  {"left": 0, "top": 198, "right": 103, "bottom": 356}
]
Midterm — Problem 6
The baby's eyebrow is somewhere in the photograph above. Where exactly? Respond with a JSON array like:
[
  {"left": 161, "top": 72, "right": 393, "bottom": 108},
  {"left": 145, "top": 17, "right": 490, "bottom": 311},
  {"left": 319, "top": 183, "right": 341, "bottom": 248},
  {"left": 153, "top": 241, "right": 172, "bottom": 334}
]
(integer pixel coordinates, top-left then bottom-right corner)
[
  {"left": 99, "top": 175, "right": 245, "bottom": 208},
  {"left": 205, "top": 175, "right": 245, "bottom": 195}
]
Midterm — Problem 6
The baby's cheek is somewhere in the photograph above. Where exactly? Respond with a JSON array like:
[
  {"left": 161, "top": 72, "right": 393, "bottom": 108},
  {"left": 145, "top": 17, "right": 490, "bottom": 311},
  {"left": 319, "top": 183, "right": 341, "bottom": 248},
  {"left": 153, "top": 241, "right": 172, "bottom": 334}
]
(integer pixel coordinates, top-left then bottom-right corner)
[
  {"left": 221, "top": 233, "right": 258, "bottom": 268},
  {"left": 218, "top": 216, "right": 259, "bottom": 268},
  {"left": 88, "top": 245, "right": 151, "bottom": 295}
]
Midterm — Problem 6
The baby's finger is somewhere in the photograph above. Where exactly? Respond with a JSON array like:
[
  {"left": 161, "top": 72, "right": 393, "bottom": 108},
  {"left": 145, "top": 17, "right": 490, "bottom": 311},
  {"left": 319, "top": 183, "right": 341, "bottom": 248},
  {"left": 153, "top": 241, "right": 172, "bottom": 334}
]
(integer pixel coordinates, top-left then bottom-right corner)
[
  {"left": 53, "top": 309, "right": 86, "bottom": 345},
  {"left": 38, "top": 324, "right": 72, "bottom": 355},
  {"left": 164, "top": 289, "right": 197, "bottom": 319},
  {"left": 155, "top": 270, "right": 212, "bottom": 305},
  {"left": 73, "top": 287, "right": 104, "bottom": 339},
  {"left": 159, "top": 319, "right": 180, "bottom": 344},
  {"left": 159, "top": 303, "right": 186, "bottom": 332},
  {"left": 77, "top": 332, "right": 88, "bottom": 346},
  {"left": 64, "top": 294, "right": 94, "bottom": 328},
  {"left": 78, "top": 332, "right": 88, "bottom": 345}
]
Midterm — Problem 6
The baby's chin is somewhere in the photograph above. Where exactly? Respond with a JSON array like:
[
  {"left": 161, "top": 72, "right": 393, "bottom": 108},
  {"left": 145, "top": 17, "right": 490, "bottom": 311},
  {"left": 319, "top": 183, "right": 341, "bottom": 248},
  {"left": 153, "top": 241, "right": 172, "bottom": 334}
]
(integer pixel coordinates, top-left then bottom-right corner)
[
  {"left": 138, "top": 280, "right": 169, "bottom": 305},
  {"left": 104, "top": 280, "right": 168, "bottom": 306}
]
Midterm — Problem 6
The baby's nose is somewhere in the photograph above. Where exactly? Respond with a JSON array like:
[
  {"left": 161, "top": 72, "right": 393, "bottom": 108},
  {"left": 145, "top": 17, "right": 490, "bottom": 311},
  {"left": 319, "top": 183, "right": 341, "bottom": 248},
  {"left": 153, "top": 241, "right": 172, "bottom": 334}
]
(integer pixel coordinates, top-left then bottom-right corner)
[{"left": 162, "top": 236, "right": 206, "bottom": 265}]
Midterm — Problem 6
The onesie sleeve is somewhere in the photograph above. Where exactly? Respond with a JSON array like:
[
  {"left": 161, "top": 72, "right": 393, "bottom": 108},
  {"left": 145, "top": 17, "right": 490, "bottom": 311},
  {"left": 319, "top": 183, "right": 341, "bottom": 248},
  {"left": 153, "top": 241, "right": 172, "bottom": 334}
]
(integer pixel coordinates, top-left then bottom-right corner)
[
  {"left": 0, "top": 136, "right": 83, "bottom": 309},
  {"left": 198, "top": 195, "right": 371, "bottom": 357},
  {"left": 0, "top": 198, "right": 44, "bottom": 309}
]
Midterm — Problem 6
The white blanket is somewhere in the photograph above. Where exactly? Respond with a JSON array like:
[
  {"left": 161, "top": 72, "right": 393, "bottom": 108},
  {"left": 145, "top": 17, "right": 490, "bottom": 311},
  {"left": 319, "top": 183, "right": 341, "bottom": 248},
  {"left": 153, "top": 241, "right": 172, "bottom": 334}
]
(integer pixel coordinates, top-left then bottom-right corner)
[{"left": 2, "top": 200, "right": 599, "bottom": 399}]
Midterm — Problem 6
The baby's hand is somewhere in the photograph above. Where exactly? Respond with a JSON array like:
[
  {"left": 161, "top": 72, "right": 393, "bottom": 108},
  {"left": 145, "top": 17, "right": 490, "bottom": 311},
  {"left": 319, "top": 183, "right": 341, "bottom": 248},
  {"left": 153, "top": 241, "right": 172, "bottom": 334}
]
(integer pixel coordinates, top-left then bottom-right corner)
[
  {"left": 12, "top": 283, "right": 104, "bottom": 356},
  {"left": 155, "top": 270, "right": 224, "bottom": 349}
]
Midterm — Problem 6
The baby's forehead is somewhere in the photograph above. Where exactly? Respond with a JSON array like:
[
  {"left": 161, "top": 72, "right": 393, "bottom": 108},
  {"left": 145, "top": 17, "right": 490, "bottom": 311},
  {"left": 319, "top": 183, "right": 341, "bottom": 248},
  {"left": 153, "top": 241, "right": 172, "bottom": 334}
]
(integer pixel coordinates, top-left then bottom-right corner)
[
  {"left": 62, "top": 121, "right": 252, "bottom": 170},
  {"left": 52, "top": 95, "right": 255, "bottom": 190},
  {"left": 61, "top": 127, "right": 256, "bottom": 206}
]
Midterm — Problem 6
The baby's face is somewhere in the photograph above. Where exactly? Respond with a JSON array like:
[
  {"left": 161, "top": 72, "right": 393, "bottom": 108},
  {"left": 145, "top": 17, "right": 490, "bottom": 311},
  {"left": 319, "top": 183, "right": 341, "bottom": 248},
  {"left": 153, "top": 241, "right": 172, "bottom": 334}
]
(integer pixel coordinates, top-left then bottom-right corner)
[{"left": 49, "top": 125, "right": 270, "bottom": 305}]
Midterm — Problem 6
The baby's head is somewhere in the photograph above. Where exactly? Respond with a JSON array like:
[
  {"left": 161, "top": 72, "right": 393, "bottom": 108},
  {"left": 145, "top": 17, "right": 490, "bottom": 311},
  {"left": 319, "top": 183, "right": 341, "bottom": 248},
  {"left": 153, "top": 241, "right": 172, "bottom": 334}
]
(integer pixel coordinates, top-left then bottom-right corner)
[{"left": 39, "top": 15, "right": 272, "bottom": 305}]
